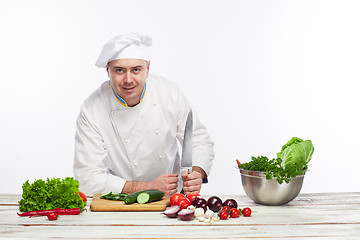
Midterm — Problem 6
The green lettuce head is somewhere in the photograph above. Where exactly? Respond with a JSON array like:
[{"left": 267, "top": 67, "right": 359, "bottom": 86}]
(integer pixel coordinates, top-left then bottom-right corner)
[{"left": 277, "top": 137, "right": 314, "bottom": 171}]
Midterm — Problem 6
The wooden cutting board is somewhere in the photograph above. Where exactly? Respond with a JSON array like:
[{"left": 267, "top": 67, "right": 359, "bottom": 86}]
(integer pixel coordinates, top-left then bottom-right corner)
[{"left": 90, "top": 193, "right": 170, "bottom": 212}]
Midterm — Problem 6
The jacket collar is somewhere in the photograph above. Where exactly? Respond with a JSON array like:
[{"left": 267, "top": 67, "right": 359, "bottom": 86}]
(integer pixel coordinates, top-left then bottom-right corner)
[{"left": 111, "top": 83, "right": 146, "bottom": 107}]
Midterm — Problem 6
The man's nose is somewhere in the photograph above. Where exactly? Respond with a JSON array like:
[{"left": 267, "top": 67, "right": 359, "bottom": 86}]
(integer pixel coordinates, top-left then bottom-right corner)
[{"left": 124, "top": 73, "right": 133, "bottom": 84}]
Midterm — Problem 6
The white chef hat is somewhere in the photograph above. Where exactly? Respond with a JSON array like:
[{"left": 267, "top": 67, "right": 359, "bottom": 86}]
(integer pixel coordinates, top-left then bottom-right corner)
[{"left": 95, "top": 33, "right": 152, "bottom": 68}]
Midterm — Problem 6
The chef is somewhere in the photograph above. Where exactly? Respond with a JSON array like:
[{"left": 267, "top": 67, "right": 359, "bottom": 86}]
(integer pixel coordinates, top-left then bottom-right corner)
[{"left": 73, "top": 33, "right": 214, "bottom": 197}]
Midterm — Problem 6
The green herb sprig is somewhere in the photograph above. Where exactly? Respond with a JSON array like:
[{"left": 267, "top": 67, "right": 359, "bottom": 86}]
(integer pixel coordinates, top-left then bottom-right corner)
[{"left": 241, "top": 156, "right": 307, "bottom": 184}]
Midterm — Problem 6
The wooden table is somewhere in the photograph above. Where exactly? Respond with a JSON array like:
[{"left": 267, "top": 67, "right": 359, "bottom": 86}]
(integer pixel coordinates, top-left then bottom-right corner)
[{"left": 0, "top": 192, "right": 359, "bottom": 239}]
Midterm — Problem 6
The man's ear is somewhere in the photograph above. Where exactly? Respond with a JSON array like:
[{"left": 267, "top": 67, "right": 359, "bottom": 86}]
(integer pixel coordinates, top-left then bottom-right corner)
[
  {"left": 106, "top": 64, "right": 110, "bottom": 78},
  {"left": 146, "top": 61, "right": 150, "bottom": 77}
]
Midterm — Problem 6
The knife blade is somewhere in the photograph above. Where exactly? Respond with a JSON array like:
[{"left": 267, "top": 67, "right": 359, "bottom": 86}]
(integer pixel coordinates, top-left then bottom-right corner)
[{"left": 181, "top": 109, "right": 193, "bottom": 173}]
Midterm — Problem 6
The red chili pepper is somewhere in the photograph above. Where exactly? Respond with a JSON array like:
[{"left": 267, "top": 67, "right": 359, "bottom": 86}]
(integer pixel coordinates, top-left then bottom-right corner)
[
  {"left": 55, "top": 208, "right": 80, "bottom": 215},
  {"left": 17, "top": 208, "right": 80, "bottom": 218},
  {"left": 17, "top": 208, "right": 62, "bottom": 217}
]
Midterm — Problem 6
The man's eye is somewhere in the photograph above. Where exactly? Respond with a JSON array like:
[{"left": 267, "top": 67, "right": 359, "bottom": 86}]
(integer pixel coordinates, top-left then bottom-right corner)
[
  {"left": 133, "top": 68, "right": 141, "bottom": 73},
  {"left": 116, "top": 69, "right": 124, "bottom": 73}
]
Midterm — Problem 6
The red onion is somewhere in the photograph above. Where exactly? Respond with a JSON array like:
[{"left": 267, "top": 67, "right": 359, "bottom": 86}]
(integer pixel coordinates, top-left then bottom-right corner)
[
  {"left": 207, "top": 196, "right": 223, "bottom": 212},
  {"left": 177, "top": 209, "right": 195, "bottom": 221},
  {"left": 223, "top": 199, "right": 238, "bottom": 209},
  {"left": 192, "top": 197, "right": 207, "bottom": 212},
  {"left": 163, "top": 205, "right": 181, "bottom": 218}
]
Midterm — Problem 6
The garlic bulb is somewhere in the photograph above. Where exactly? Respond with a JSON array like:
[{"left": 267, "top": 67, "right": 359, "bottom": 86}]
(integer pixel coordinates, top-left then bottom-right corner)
[
  {"left": 205, "top": 209, "right": 214, "bottom": 219},
  {"left": 194, "top": 207, "right": 205, "bottom": 217}
]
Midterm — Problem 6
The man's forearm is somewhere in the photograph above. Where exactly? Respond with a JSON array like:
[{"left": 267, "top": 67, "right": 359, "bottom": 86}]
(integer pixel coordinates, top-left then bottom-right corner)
[
  {"left": 121, "top": 181, "right": 151, "bottom": 194},
  {"left": 121, "top": 173, "right": 179, "bottom": 197}
]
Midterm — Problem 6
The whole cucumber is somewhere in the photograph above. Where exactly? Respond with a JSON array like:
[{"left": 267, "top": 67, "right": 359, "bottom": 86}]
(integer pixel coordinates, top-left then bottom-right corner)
[{"left": 124, "top": 189, "right": 164, "bottom": 204}]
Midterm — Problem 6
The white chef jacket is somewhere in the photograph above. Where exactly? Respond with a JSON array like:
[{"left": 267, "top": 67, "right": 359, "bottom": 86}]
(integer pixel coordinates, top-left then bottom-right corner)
[{"left": 73, "top": 74, "right": 214, "bottom": 196}]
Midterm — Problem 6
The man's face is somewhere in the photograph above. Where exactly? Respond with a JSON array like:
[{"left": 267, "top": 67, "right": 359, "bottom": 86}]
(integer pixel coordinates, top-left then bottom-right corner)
[{"left": 107, "top": 59, "right": 149, "bottom": 107}]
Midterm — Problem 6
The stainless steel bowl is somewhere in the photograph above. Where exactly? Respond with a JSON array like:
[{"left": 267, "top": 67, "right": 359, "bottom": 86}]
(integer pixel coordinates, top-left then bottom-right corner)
[{"left": 240, "top": 169, "right": 305, "bottom": 205}]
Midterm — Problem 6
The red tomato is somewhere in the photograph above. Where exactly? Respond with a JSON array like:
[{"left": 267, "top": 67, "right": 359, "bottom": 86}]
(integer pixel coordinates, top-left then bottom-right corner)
[
  {"left": 47, "top": 212, "right": 58, "bottom": 221},
  {"left": 79, "top": 192, "right": 87, "bottom": 202},
  {"left": 170, "top": 193, "right": 186, "bottom": 206},
  {"left": 176, "top": 198, "right": 191, "bottom": 210},
  {"left": 230, "top": 208, "right": 240, "bottom": 218},
  {"left": 221, "top": 206, "right": 230, "bottom": 212},
  {"left": 186, "top": 192, "right": 201, "bottom": 203},
  {"left": 242, "top": 207, "right": 252, "bottom": 217},
  {"left": 219, "top": 210, "right": 229, "bottom": 220}
]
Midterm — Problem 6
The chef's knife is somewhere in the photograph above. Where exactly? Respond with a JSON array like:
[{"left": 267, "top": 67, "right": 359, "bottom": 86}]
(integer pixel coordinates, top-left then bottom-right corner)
[{"left": 181, "top": 109, "right": 193, "bottom": 173}]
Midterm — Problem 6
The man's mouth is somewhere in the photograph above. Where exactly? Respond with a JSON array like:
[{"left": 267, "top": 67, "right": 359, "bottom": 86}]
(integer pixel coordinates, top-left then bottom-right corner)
[{"left": 123, "top": 86, "right": 135, "bottom": 92}]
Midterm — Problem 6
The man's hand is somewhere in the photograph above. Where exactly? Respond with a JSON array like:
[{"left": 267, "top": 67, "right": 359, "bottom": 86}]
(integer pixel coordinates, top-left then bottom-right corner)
[
  {"left": 181, "top": 170, "right": 203, "bottom": 195},
  {"left": 150, "top": 173, "right": 179, "bottom": 197}
]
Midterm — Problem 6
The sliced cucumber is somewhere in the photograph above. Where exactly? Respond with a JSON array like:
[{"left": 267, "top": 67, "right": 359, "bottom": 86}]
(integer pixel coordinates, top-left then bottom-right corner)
[
  {"left": 137, "top": 190, "right": 164, "bottom": 204},
  {"left": 137, "top": 193, "right": 151, "bottom": 204}
]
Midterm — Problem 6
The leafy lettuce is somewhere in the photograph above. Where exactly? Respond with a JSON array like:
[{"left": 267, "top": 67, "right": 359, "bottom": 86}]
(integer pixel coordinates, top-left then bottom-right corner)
[
  {"left": 18, "top": 177, "right": 86, "bottom": 212},
  {"left": 277, "top": 137, "right": 314, "bottom": 170}
]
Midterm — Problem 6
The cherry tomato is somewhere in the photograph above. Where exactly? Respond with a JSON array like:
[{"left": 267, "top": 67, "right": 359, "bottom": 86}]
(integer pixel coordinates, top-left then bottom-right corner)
[
  {"left": 170, "top": 193, "right": 186, "bottom": 206},
  {"left": 79, "top": 192, "right": 87, "bottom": 202},
  {"left": 221, "top": 206, "right": 230, "bottom": 212},
  {"left": 230, "top": 208, "right": 240, "bottom": 218},
  {"left": 219, "top": 210, "right": 229, "bottom": 220},
  {"left": 242, "top": 207, "right": 252, "bottom": 217},
  {"left": 47, "top": 212, "right": 58, "bottom": 221},
  {"left": 186, "top": 192, "right": 201, "bottom": 203},
  {"left": 176, "top": 198, "right": 191, "bottom": 210}
]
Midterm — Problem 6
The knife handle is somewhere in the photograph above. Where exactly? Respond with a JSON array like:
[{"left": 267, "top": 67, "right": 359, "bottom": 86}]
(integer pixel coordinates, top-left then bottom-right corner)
[
  {"left": 181, "top": 167, "right": 192, "bottom": 174},
  {"left": 181, "top": 168, "right": 209, "bottom": 183}
]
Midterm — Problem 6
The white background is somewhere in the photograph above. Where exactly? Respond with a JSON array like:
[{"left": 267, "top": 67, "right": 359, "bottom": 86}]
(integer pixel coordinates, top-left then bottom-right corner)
[{"left": 1, "top": 0, "right": 359, "bottom": 196}]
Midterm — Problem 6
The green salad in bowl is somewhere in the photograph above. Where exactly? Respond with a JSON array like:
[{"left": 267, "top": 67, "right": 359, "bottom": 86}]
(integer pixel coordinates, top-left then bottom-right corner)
[
  {"left": 238, "top": 137, "right": 315, "bottom": 205},
  {"left": 241, "top": 137, "right": 314, "bottom": 184}
]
